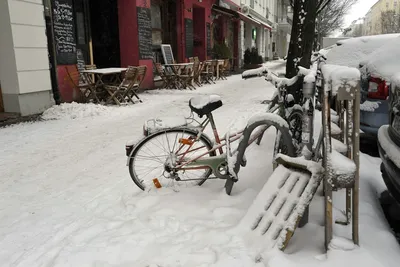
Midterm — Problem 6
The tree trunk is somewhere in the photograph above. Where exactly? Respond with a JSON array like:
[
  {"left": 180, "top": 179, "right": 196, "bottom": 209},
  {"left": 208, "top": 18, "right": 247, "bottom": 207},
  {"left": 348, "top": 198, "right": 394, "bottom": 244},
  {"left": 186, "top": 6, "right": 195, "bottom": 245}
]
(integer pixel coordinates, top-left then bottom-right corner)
[{"left": 285, "top": 0, "right": 318, "bottom": 103}]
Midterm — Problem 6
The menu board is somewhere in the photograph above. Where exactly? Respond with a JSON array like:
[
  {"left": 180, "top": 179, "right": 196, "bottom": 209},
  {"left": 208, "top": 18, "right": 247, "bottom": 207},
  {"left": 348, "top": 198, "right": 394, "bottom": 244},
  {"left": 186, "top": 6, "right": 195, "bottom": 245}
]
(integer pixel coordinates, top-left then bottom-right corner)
[
  {"left": 137, "top": 7, "right": 153, "bottom": 59},
  {"left": 161, "top": 44, "right": 174, "bottom": 64},
  {"left": 206, "top": 23, "right": 211, "bottom": 56},
  {"left": 185, "top": 18, "right": 193, "bottom": 58},
  {"left": 52, "top": 0, "right": 77, "bottom": 65}
]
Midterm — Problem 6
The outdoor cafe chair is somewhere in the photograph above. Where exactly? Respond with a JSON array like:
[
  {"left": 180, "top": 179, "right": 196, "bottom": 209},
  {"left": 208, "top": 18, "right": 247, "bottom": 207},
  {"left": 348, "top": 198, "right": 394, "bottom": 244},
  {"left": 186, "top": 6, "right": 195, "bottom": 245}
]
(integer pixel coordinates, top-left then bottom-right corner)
[
  {"left": 123, "top": 65, "right": 147, "bottom": 103},
  {"left": 104, "top": 66, "right": 139, "bottom": 105},
  {"left": 65, "top": 65, "right": 99, "bottom": 103}
]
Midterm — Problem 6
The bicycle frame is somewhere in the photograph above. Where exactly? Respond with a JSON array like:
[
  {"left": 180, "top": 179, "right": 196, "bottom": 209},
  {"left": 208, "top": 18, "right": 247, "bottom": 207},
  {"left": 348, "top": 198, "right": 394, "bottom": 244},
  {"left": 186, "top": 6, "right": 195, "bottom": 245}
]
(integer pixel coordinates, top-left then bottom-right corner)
[{"left": 172, "top": 112, "right": 268, "bottom": 177}]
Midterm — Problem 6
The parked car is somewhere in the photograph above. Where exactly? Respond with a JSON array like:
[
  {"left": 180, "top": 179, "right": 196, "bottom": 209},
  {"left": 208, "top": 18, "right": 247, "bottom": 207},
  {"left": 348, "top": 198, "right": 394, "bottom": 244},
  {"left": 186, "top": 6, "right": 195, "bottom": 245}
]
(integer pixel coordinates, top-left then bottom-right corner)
[
  {"left": 378, "top": 76, "right": 400, "bottom": 221},
  {"left": 325, "top": 34, "right": 400, "bottom": 141}
]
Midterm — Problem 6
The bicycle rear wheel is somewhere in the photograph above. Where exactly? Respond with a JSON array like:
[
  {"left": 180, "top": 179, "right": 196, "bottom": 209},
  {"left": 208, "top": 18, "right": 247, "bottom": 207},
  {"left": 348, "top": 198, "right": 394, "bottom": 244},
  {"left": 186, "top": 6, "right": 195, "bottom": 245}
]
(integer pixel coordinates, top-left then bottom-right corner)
[{"left": 128, "top": 128, "right": 216, "bottom": 190}]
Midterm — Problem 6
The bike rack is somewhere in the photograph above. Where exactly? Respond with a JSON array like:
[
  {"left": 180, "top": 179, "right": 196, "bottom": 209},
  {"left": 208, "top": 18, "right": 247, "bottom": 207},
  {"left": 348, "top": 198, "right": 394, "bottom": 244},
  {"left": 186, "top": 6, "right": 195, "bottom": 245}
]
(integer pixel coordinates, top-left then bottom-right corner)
[{"left": 230, "top": 113, "right": 296, "bottom": 178}]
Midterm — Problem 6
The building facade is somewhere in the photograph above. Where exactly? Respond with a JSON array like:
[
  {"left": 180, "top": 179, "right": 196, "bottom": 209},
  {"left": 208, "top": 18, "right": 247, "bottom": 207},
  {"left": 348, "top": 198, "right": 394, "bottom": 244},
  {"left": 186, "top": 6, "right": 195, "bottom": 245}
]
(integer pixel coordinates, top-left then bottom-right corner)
[
  {"left": 238, "top": 0, "right": 291, "bottom": 63},
  {"left": 0, "top": 0, "right": 292, "bottom": 116},
  {"left": 363, "top": 0, "right": 400, "bottom": 36},
  {"left": 0, "top": 0, "right": 54, "bottom": 116}
]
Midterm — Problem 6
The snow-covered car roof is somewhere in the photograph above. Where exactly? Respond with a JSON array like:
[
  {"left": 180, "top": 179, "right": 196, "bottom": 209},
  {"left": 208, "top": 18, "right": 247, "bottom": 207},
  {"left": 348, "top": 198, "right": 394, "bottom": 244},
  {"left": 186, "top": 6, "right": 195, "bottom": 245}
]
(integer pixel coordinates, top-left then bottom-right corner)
[
  {"left": 359, "top": 36, "right": 400, "bottom": 82},
  {"left": 325, "top": 33, "right": 400, "bottom": 69}
]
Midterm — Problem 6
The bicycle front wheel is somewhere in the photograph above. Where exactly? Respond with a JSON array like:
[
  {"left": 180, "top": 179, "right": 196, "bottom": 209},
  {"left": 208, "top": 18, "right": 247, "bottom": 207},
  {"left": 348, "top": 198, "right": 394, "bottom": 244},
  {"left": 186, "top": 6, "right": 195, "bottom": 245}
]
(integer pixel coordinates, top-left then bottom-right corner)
[{"left": 128, "top": 128, "right": 216, "bottom": 190}]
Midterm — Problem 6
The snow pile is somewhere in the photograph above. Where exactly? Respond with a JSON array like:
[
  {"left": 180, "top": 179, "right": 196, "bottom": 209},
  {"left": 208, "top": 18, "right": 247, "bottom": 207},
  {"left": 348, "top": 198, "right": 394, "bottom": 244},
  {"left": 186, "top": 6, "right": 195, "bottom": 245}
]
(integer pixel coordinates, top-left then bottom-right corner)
[
  {"left": 326, "top": 33, "right": 400, "bottom": 68},
  {"left": 360, "top": 100, "right": 381, "bottom": 112},
  {"left": 359, "top": 36, "right": 400, "bottom": 81},
  {"left": 242, "top": 66, "right": 268, "bottom": 79},
  {"left": 332, "top": 138, "right": 348, "bottom": 154},
  {"left": 41, "top": 102, "right": 113, "bottom": 120},
  {"left": 321, "top": 64, "right": 360, "bottom": 96},
  {"left": 189, "top": 94, "right": 221, "bottom": 109}
]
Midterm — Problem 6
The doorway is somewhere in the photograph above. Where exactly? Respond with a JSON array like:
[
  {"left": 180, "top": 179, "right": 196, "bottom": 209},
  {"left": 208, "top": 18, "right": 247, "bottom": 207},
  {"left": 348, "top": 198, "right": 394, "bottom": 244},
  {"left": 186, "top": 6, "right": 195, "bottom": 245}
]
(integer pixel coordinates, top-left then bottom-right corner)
[
  {"left": 88, "top": 0, "right": 120, "bottom": 68},
  {"left": 193, "top": 6, "right": 206, "bottom": 60},
  {"left": 151, "top": 0, "right": 178, "bottom": 64}
]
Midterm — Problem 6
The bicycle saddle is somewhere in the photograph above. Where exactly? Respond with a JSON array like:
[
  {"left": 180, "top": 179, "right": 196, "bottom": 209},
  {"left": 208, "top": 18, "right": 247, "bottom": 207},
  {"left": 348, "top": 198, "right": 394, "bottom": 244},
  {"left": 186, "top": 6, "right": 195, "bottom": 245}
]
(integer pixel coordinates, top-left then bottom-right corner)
[{"left": 189, "top": 95, "right": 223, "bottom": 117}]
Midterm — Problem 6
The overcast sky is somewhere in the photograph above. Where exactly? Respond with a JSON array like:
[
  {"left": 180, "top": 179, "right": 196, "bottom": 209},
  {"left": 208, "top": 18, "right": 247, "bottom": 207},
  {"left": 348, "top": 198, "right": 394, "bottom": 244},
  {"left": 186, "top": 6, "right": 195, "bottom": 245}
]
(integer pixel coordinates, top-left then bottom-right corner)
[
  {"left": 330, "top": 0, "right": 378, "bottom": 36},
  {"left": 343, "top": 0, "right": 378, "bottom": 27}
]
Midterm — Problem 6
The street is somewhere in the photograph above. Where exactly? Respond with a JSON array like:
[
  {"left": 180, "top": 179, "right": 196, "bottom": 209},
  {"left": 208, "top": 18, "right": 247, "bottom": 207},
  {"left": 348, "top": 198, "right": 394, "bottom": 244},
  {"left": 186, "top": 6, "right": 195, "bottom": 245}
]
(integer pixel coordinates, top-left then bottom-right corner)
[{"left": 1, "top": 75, "right": 399, "bottom": 267}]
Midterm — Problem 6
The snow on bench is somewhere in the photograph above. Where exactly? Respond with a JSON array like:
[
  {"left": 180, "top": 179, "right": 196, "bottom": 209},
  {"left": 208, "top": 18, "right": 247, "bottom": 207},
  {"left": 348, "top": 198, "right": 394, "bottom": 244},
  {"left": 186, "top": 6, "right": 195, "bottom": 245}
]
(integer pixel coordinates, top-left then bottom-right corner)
[{"left": 242, "top": 66, "right": 268, "bottom": 79}]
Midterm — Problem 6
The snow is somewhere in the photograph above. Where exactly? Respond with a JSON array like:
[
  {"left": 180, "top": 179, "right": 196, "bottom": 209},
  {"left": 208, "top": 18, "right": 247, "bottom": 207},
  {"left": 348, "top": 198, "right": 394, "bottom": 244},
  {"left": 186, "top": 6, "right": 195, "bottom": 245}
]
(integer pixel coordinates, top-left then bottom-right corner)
[
  {"left": 360, "top": 100, "right": 381, "bottom": 112},
  {"left": 331, "top": 138, "right": 348, "bottom": 154},
  {"left": 189, "top": 94, "right": 221, "bottom": 109},
  {"left": 42, "top": 102, "right": 114, "bottom": 120},
  {"left": 359, "top": 36, "right": 400, "bottom": 82},
  {"left": 242, "top": 66, "right": 267, "bottom": 78},
  {"left": 321, "top": 64, "right": 360, "bottom": 96},
  {"left": 143, "top": 116, "right": 190, "bottom": 135},
  {"left": 326, "top": 34, "right": 400, "bottom": 68},
  {"left": 327, "top": 150, "right": 356, "bottom": 188},
  {"left": 378, "top": 125, "right": 400, "bottom": 169},
  {"left": 1, "top": 65, "right": 399, "bottom": 267},
  {"left": 247, "top": 113, "right": 289, "bottom": 129}
]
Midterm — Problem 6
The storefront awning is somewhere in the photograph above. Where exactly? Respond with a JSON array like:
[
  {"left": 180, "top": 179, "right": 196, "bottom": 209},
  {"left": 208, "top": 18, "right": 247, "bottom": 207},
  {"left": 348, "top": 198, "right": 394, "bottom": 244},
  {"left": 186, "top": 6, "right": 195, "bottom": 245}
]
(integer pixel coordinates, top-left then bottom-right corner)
[
  {"left": 249, "top": 15, "right": 272, "bottom": 31},
  {"left": 237, "top": 11, "right": 261, "bottom": 27},
  {"left": 211, "top": 4, "right": 239, "bottom": 18},
  {"left": 237, "top": 12, "right": 272, "bottom": 31}
]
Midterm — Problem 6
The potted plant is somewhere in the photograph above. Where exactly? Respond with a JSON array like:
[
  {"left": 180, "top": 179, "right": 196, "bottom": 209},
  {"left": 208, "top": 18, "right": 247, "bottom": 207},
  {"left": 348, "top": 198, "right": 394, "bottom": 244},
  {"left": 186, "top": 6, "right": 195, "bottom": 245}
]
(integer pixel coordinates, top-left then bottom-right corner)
[
  {"left": 243, "top": 47, "right": 264, "bottom": 69},
  {"left": 212, "top": 42, "right": 232, "bottom": 59}
]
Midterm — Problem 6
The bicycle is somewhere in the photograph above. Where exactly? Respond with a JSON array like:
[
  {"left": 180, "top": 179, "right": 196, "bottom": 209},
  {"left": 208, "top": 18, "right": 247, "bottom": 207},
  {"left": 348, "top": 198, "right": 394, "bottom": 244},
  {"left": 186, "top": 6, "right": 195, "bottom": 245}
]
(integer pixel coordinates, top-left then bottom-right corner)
[{"left": 126, "top": 70, "right": 317, "bottom": 194}]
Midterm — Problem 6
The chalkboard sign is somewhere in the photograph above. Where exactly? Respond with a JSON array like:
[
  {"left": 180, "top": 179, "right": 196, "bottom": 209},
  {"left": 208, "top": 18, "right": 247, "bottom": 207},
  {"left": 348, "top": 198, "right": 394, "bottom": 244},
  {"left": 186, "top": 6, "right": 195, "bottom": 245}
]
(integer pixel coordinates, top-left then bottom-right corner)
[
  {"left": 76, "top": 49, "right": 85, "bottom": 71},
  {"left": 206, "top": 23, "right": 211, "bottom": 56},
  {"left": 161, "top": 44, "right": 174, "bottom": 64},
  {"left": 137, "top": 7, "right": 153, "bottom": 59},
  {"left": 185, "top": 19, "right": 193, "bottom": 58},
  {"left": 52, "top": 0, "right": 77, "bottom": 65}
]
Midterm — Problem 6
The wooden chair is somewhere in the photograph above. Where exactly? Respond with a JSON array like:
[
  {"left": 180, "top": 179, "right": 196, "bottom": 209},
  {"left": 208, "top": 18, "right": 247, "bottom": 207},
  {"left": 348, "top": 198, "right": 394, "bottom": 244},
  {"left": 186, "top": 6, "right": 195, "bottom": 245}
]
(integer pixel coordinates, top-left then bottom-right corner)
[
  {"left": 201, "top": 60, "right": 216, "bottom": 84},
  {"left": 153, "top": 58, "right": 174, "bottom": 89},
  {"left": 194, "top": 61, "right": 204, "bottom": 87},
  {"left": 178, "top": 61, "right": 198, "bottom": 90},
  {"left": 64, "top": 65, "right": 98, "bottom": 103},
  {"left": 194, "top": 56, "right": 199, "bottom": 62},
  {"left": 219, "top": 59, "right": 230, "bottom": 80},
  {"left": 124, "top": 65, "right": 147, "bottom": 103},
  {"left": 104, "top": 66, "right": 138, "bottom": 105}
]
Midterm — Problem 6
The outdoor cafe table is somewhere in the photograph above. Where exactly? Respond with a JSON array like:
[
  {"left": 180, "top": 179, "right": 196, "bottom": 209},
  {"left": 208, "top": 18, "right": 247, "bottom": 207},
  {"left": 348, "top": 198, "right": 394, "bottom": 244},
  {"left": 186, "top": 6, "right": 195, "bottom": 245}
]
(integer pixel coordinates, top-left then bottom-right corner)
[
  {"left": 80, "top": 67, "right": 127, "bottom": 103},
  {"left": 164, "top": 63, "right": 194, "bottom": 89},
  {"left": 205, "top": 59, "right": 225, "bottom": 80},
  {"left": 81, "top": 67, "right": 127, "bottom": 87}
]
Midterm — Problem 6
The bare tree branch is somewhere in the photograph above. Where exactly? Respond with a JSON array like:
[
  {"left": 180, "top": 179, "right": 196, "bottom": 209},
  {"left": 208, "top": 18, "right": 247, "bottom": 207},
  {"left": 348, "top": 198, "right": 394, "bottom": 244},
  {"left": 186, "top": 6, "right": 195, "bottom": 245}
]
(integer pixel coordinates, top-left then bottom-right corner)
[{"left": 317, "top": 0, "right": 334, "bottom": 15}]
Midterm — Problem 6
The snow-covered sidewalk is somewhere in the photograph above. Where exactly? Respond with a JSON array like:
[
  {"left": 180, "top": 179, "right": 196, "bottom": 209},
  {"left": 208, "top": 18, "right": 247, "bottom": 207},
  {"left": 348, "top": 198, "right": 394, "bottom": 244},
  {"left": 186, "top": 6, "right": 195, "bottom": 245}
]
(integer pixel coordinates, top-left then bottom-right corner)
[{"left": 0, "top": 75, "right": 399, "bottom": 266}]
